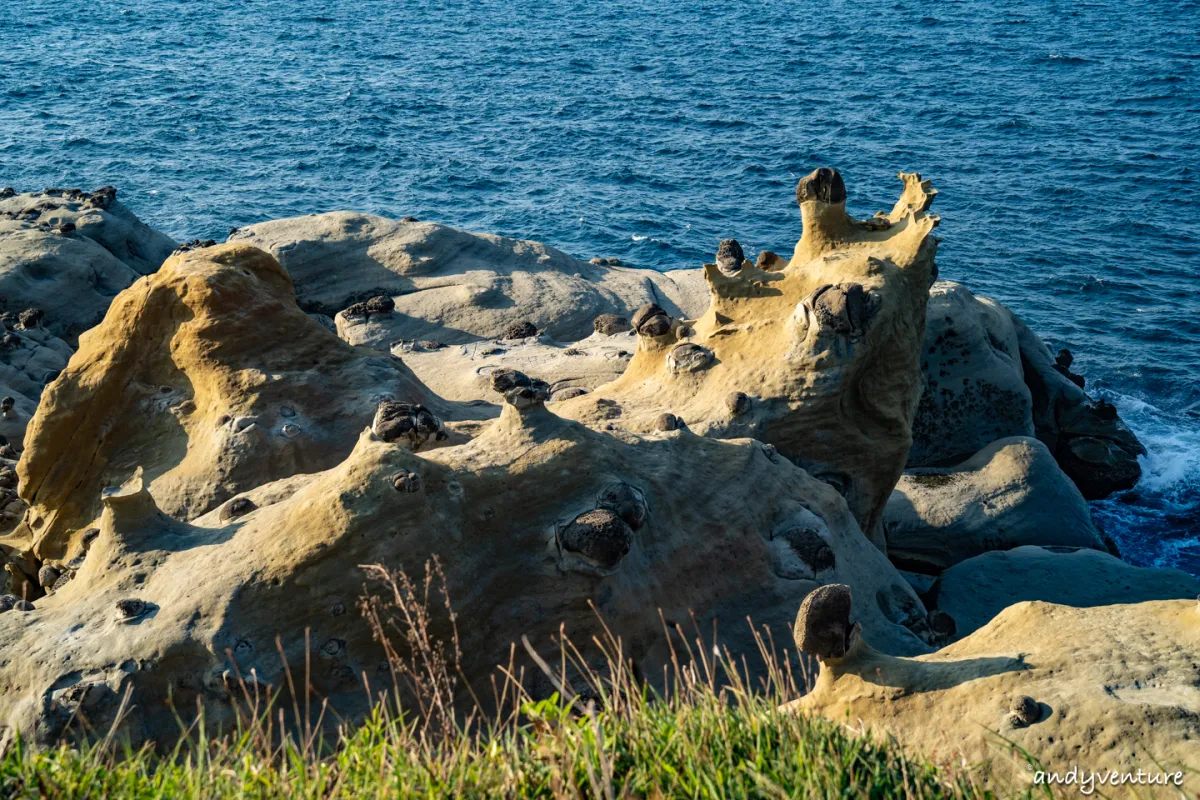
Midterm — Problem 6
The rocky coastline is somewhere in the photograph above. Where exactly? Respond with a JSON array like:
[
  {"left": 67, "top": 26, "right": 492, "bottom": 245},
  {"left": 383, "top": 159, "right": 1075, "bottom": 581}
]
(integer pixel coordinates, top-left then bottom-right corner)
[{"left": 0, "top": 172, "right": 1194, "bottom": 790}]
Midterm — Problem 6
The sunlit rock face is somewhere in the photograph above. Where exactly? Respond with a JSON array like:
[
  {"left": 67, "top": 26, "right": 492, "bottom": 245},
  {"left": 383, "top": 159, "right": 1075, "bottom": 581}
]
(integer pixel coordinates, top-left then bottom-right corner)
[{"left": 558, "top": 169, "right": 940, "bottom": 547}]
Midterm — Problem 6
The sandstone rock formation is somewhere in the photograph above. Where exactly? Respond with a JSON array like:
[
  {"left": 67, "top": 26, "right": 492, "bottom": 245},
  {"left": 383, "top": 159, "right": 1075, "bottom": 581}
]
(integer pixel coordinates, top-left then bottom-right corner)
[
  {"left": 0, "top": 369, "right": 933, "bottom": 748},
  {"left": 557, "top": 169, "right": 941, "bottom": 545},
  {"left": 791, "top": 593, "right": 1200, "bottom": 795},
  {"left": 909, "top": 281, "right": 1144, "bottom": 499},
  {"left": 884, "top": 437, "right": 1105, "bottom": 573},
  {"left": 229, "top": 212, "right": 706, "bottom": 344},
  {"left": 929, "top": 545, "right": 1200, "bottom": 639},
  {"left": 4, "top": 243, "right": 472, "bottom": 569},
  {"left": 395, "top": 330, "right": 636, "bottom": 403},
  {"left": 0, "top": 187, "right": 176, "bottom": 276}
]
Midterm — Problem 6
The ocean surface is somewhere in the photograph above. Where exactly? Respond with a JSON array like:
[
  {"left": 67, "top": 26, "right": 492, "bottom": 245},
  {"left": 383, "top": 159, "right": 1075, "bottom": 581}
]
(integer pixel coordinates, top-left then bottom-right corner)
[{"left": 1, "top": 0, "right": 1197, "bottom": 572}]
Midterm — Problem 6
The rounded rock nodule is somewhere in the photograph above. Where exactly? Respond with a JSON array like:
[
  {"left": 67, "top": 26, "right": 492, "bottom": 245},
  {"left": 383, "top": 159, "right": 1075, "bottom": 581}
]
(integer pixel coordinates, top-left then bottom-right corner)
[
  {"left": 391, "top": 470, "right": 422, "bottom": 493},
  {"left": 559, "top": 509, "right": 634, "bottom": 569},
  {"left": 221, "top": 497, "right": 258, "bottom": 521},
  {"left": 793, "top": 583, "right": 855, "bottom": 660},
  {"left": 716, "top": 239, "right": 745, "bottom": 275},
  {"left": 631, "top": 304, "right": 672, "bottom": 337},
  {"left": 596, "top": 482, "right": 649, "bottom": 530},
  {"left": 666, "top": 343, "right": 713, "bottom": 374}
]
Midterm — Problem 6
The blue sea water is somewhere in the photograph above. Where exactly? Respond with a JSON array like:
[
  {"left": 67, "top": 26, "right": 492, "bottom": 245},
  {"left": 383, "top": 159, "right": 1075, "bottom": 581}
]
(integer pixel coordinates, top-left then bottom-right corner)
[{"left": 1, "top": 0, "right": 1197, "bottom": 571}]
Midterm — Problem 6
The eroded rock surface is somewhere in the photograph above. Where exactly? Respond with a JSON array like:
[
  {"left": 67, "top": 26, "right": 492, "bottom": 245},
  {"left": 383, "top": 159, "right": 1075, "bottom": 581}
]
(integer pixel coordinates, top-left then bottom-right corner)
[
  {"left": 558, "top": 170, "right": 941, "bottom": 543},
  {"left": 230, "top": 212, "right": 706, "bottom": 343},
  {"left": 884, "top": 437, "right": 1104, "bottom": 573},
  {"left": 792, "top": 597, "right": 1200, "bottom": 794},
  {"left": 0, "top": 385, "right": 932, "bottom": 748},
  {"left": 0, "top": 326, "right": 72, "bottom": 455},
  {"left": 394, "top": 331, "right": 636, "bottom": 403},
  {"left": 0, "top": 187, "right": 176, "bottom": 276},
  {"left": 5, "top": 243, "right": 465, "bottom": 567},
  {"left": 910, "top": 281, "right": 1145, "bottom": 499}
]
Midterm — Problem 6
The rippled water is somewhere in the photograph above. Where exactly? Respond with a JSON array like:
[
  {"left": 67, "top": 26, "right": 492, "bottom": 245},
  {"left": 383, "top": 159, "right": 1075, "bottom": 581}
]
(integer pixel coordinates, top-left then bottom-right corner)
[{"left": 2, "top": 0, "right": 1198, "bottom": 571}]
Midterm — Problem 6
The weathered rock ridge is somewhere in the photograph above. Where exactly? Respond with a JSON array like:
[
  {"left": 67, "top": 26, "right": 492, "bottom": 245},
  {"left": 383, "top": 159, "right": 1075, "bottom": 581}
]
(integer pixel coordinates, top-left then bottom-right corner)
[
  {"left": 229, "top": 212, "right": 705, "bottom": 344},
  {"left": 556, "top": 170, "right": 940, "bottom": 545}
]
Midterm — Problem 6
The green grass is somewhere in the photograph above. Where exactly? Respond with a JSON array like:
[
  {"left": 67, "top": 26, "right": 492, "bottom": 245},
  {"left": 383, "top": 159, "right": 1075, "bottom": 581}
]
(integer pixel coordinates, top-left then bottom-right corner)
[
  {"left": 0, "top": 563, "right": 1029, "bottom": 799},
  {"left": 0, "top": 691, "right": 1019, "bottom": 799}
]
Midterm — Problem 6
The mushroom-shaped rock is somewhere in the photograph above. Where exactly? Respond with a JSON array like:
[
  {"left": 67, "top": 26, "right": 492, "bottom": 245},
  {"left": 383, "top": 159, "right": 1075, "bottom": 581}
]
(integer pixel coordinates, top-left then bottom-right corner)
[
  {"left": 794, "top": 583, "right": 858, "bottom": 661},
  {"left": 491, "top": 368, "right": 549, "bottom": 409},
  {"left": 631, "top": 304, "right": 672, "bottom": 337},
  {"left": 796, "top": 167, "right": 848, "bottom": 205},
  {"left": 372, "top": 402, "right": 446, "bottom": 449},
  {"left": 558, "top": 509, "right": 634, "bottom": 570},
  {"left": 716, "top": 239, "right": 745, "bottom": 276},
  {"left": 555, "top": 169, "right": 939, "bottom": 542}
]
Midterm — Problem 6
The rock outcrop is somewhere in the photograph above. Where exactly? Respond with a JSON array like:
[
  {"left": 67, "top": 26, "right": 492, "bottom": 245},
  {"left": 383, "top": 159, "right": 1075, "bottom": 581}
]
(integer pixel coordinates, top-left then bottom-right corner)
[
  {"left": 929, "top": 545, "right": 1200, "bottom": 639},
  {"left": 5, "top": 243, "right": 470, "bottom": 568},
  {"left": 395, "top": 330, "right": 636, "bottom": 403},
  {"left": 791, "top": 593, "right": 1200, "bottom": 795},
  {"left": 0, "top": 187, "right": 176, "bottom": 276},
  {"left": 557, "top": 170, "right": 940, "bottom": 544},
  {"left": 0, "top": 326, "right": 72, "bottom": 454},
  {"left": 1013, "top": 317, "right": 1145, "bottom": 498},
  {"left": 909, "top": 282, "right": 1032, "bottom": 466},
  {"left": 229, "top": 212, "right": 705, "bottom": 344},
  {"left": 910, "top": 281, "right": 1144, "bottom": 499},
  {"left": 0, "top": 369, "right": 932, "bottom": 748},
  {"left": 884, "top": 437, "right": 1105, "bottom": 573}
]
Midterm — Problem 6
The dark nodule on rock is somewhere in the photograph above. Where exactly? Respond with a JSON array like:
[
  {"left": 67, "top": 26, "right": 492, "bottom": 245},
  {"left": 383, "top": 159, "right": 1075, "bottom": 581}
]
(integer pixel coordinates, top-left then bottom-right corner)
[
  {"left": 559, "top": 509, "right": 634, "bottom": 569},
  {"left": 593, "top": 313, "right": 631, "bottom": 336},
  {"left": 116, "top": 598, "right": 150, "bottom": 620},
  {"left": 0, "top": 595, "right": 33, "bottom": 613},
  {"left": 631, "top": 304, "right": 672, "bottom": 337},
  {"left": 174, "top": 239, "right": 218, "bottom": 254},
  {"left": 796, "top": 167, "right": 847, "bottom": 205},
  {"left": 596, "top": 482, "right": 649, "bottom": 530},
  {"left": 655, "top": 413, "right": 680, "bottom": 432},
  {"left": 392, "top": 470, "right": 422, "bottom": 494},
  {"left": 1009, "top": 695, "right": 1041, "bottom": 727},
  {"left": 491, "top": 368, "right": 549, "bottom": 408},
  {"left": 345, "top": 295, "right": 395, "bottom": 318},
  {"left": 776, "top": 527, "right": 835, "bottom": 573},
  {"left": 812, "top": 283, "right": 871, "bottom": 336},
  {"left": 17, "top": 308, "right": 44, "bottom": 330},
  {"left": 716, "top": 239, "right": 745, "bottom": 275},
  {"left": 666, "top": 343, "right": 714, "bottom": 374},
  {"left": 794, "top": 583, "right": 856, "bottom": 661},
  {"left": 1, "top": 396, "right": 14, "bottom": 416},
  {"left": 37, "top": 565, "right": 61, "bottom": 589},
  {"left": 372, "top": 402, "right": 445, "bottom": 448},
  {"left": 221, "top": 497, "right": 258, "bottom": 521},
  {"left": 501, "top": 320, "right": 538, "bottom": 340},
  {"left": 928, "top": 610, "right": 956, "bottom": 638},
  {"left": 726, "top": 391, "right": 750, "bottom": 416}
]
